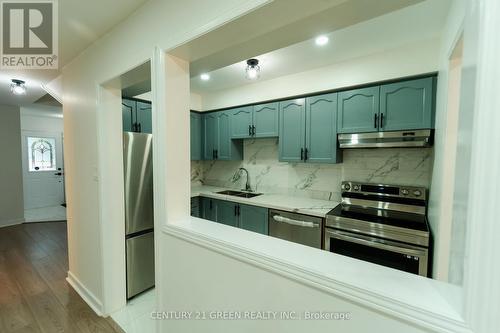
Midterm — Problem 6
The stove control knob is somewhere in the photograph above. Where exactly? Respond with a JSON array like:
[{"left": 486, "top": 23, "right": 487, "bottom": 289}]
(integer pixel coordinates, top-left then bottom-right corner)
[
  {"left": 353, "top": 185, "right": 360, "bottom": 191},
  {"left": 401, "top": 189, "right": 409, "bottom": 195},
  {"left": 413, "top": 190, "right": 422, "bottom": 197},
  {"left": 343, "top": 183, "right": 351, "bottom": 191}
]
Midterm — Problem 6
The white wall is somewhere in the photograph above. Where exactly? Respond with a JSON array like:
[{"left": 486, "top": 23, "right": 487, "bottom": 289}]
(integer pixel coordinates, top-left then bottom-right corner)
[
  {"left": 200, "top": 38, "right": 441, "bottom": 110},
  {"left": 133, "top": 91, "right": 203, "bottom": 110},
  {"left": 427, "top": 0, "right": 466, "bottom": 282}
]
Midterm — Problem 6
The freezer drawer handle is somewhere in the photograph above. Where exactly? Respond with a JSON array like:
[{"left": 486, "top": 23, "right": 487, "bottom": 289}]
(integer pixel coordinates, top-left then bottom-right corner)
[{"left": 272, "top": 215, "right": 318, "bottom": 228}]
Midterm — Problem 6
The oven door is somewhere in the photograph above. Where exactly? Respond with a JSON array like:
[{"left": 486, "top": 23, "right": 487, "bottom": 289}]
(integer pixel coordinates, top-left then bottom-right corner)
[{"left": 324, "top": 228, "right": 428, "bottom": 276}]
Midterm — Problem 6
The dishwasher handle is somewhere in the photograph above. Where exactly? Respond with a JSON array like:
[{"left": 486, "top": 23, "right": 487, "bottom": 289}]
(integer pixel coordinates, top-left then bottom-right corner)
[{"left": 272, "top": 215, "right": 319, "bottom": 228}]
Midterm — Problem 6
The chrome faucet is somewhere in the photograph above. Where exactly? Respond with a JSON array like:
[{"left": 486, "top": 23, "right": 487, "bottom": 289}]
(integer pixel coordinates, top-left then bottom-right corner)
[{"left": 234, "top": 167, "right": 252, "bottom": 192}]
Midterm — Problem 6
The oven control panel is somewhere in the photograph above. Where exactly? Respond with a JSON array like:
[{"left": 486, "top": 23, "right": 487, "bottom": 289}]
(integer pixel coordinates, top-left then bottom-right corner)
[{"left": 341, "top": 181, "right": 426, "bottom": 200}]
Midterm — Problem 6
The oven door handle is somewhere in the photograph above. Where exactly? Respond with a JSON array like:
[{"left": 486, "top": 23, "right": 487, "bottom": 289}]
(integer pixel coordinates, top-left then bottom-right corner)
[
  {"left": 326, "top": 229, "right": 427, "bottom": 257},
  {"left": 272, "top": 215, "right": 319, "bottom": 228}
]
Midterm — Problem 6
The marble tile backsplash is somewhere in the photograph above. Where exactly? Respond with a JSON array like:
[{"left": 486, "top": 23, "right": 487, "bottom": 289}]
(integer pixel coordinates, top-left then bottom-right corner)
[{"left": 191, "top": 138, "right": 434, "bottom": 202}]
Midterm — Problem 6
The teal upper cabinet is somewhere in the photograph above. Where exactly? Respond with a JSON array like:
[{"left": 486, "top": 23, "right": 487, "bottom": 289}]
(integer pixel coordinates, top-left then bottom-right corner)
[
  {"left": 305, "top": 93, "right": 341, "bottom": 163},
  {"left": 122, "top": 99, "right": 135, "bottom": 132},
  {"left": 279, "top": 95, "right": 341, "bottom": 164},
  {"left": 231, "top": 106, "right": 253, "bottom": 138},
  {"left": 203, "top": 112, "right": 243, "bottom": 161},
  {"left": 279, "top": 98, "right": 306, "bottom": 162},
  {"left": 380, "top": 77, "right": 435, "bottom": 131},
  {"left": 239, "top": 204, "right": 268, "bottom": 235},
  {"left": 230, "top": 103, "right": 279, "bottom": 139},
  {"left": 190, "top": 112, "right": 202, "bottom": 160},
  {"left": 338, "top": 87, "right": 380, "bottom": 134},
  {"left": 121, "top": 98, "right": 152, "bottom": 133},
  {"left": 136, "top": 101, "right": 152, "bottom": 134},
  {"left": 217, "top": 112, "right": 232, "bottom": 160},
  {"left": 203, "top": 113, "right": 218, "bottom": 160},
  {"left": 253, "top": 102, "right": 279, "bottom": 138}
]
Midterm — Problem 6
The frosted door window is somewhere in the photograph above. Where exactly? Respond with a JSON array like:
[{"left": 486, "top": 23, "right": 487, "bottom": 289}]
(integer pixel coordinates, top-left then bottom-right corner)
[{"left": 28, "top": 137, "right": 57, "bottom": 171}]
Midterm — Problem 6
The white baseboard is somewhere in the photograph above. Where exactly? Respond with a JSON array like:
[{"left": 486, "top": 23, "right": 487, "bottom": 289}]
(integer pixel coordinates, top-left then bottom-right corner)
[
  {"left": 0, "top": 218, "right": 24, "bottom": 228},
  {"left": 66, "top": 271, "right": 104, "bottom": 316}
]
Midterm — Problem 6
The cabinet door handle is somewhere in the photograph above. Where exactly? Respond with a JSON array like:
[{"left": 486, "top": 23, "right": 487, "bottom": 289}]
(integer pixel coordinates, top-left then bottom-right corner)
[
  {"left": 248, "top": 125, "right": 252, "bottom": 136},
  {"left": 238, "top": 205, "right": 241, "bottom": 216},
  {"left": 252, "top": 125, "right": 256, "bottom": 136},
  {"left": 304, "top": 148, "right": 308, "bottom": 161},
  {"left": 212, "top": 149, "right": 215, "bottom": 159},
  {"left": 300, "top": 148, "right": 304, "bottom": 161},
  {"left": 380, "top": 113, "right": 384, "bottom": 128},
  {"left": 138, "top": 123, "right": 141, "bottom": 132},
  {"left": 234, "top": 205, "right": 238, "bottom": 216},
  {"left": 215, "top": 149, "right": 218, "bottom": 159},
  {"left": 374, "top": 114, "right": 378, "bottom": 128}
]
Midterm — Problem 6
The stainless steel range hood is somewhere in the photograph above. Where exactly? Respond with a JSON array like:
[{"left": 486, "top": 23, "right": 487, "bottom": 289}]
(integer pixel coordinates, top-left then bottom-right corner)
[{"left": 338, "top": 130, "right": 433, "bottom": 149}]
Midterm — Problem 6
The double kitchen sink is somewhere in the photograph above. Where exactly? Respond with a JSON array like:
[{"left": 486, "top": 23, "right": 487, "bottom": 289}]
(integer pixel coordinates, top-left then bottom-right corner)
[{"left": 216, "top": 190, "right": 262, "bottom": 199}]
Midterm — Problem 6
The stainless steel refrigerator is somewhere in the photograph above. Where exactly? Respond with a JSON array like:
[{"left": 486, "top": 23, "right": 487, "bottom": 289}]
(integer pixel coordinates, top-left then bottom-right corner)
[{"left": 123, "top": 132, "right": 155, "bottom": 299}]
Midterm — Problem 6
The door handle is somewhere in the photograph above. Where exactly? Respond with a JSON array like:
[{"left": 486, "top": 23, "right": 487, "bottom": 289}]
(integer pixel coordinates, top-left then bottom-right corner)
[
  {"left": 300, "top": 148, "right": 304, "bottom": 161},
  {"left": 252, "top": 125, "right": 256, "bottom": 136},
  {"left": 304, "top": 148, "right": 308, "bottom": 161},
  {"left": 215, "top": 149, "right": 218, "bottom": 159},
  {"left": 248, "top": 125, "right": 252, "bottom": 136},
  {"left": 374, "top": 114, "right": 378, "bottom": 128},
  {"left": 54, "top": 172, "right": 63, "bottom": 176},
  {"left": 380, "top": 114, "right": 384, "bottom": 128},
  {"left": 272, "top": 215, "right": 318, "bottom": 228}
]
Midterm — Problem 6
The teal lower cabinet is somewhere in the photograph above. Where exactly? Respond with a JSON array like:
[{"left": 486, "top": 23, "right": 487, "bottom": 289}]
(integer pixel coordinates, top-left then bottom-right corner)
[
  {"left": 239, "top": 204, "right": 268, "bottom": 235},
  {"left": 199, "top": 197, "right": 268, "bottom": 235},
  {"left": 190, "top": 197, "right": 200, "bottom": 217},
  {"left": 215, "top": 199, "right": 239, "bottom": 227},
  {"left": 201, "top": 197, "right": 217, "bottom": 222}
]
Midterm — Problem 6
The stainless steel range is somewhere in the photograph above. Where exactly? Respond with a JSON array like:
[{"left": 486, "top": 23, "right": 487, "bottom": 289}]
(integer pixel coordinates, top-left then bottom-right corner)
[{"left": 324, "top": 181, "right": 431, "bottom": 277}]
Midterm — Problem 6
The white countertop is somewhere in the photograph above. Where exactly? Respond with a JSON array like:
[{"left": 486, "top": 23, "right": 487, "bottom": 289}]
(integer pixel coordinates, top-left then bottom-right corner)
[{"left": 191, "top": 185, "right": 338, "bottom": 218}]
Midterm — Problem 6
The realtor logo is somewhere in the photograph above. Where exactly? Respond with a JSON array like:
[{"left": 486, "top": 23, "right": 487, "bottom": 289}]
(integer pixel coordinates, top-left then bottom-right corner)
[{"left": 1, "top": 0, "right": 58, "bottom": 69}]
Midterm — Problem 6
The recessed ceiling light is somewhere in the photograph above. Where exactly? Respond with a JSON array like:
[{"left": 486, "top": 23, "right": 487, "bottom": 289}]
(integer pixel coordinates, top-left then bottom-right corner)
[
  {"left": 315, "top": 35, "right": 329, "bottom": 46},
  {"left": 200, "top": 73, "right": 210, "bottom": 81},
  {"left": 245, "top": 59, "right": 260, "bottom": 80},
  {"left": 10, "top": 79, "right": 27, "bottom": 95}
]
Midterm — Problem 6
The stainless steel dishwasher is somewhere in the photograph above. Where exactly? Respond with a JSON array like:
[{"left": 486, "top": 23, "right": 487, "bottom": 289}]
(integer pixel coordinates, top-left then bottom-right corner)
[{"left": 269, "top": 209, "right": 323, "bottom": 249}]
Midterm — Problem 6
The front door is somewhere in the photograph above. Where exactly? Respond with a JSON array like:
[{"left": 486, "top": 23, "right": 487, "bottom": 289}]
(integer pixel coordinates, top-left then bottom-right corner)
[{"left": 22, "top": 131, "right": 65, "bottom": 210}]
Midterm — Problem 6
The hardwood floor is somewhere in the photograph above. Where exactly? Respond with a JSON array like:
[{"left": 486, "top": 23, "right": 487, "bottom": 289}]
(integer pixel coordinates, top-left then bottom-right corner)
[{"left": 0, "top": 222, "right": 123, "bottom": 333}]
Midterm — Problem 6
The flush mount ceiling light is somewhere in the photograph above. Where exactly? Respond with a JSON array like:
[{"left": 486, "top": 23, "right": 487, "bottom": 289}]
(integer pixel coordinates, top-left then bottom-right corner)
[
  {"left": 11, "top": 79, "right": 27, "bottom": 95},
  {"left": 200, "top": 73, "right": 210, "bottom": 81},
  {"left": 245, "top": 58, "right": 260, "bottom": 80},
  {"left": 315, "top": 35, "right": 329, "bottom": 46}
]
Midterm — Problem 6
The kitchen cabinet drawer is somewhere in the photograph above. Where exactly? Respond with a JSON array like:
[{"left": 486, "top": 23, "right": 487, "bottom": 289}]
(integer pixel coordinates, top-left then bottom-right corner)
[{"left": 379, "top": 77, "right": 435, "bottom": 131}]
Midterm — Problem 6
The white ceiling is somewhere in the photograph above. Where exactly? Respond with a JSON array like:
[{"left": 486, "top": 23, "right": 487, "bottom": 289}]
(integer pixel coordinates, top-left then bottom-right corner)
[
  {"left": 191, "top": 0, "right": 451, "bottom": 94},
  {"left": 0, "top": 0, "right": 148, "bottom": 108}
]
